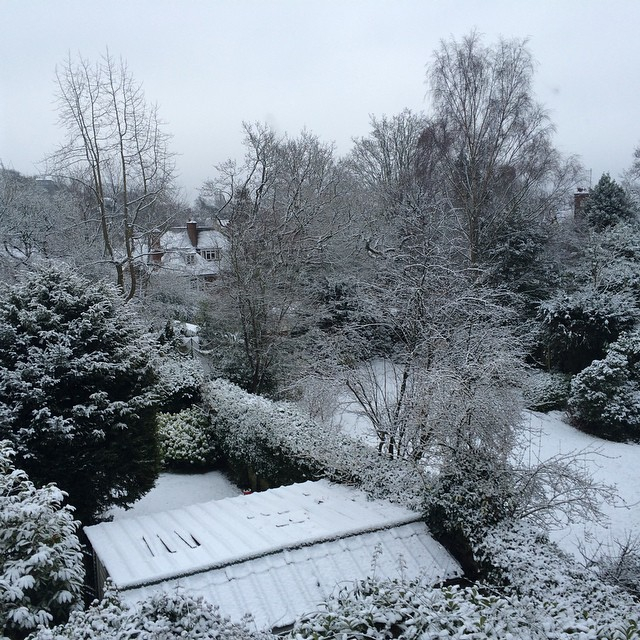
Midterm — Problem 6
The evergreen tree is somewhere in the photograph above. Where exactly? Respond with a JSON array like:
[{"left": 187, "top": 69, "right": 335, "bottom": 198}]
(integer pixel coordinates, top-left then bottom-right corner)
[
  {"left": 0, "top": 442, "right": 84, "bottom": 639},
  {"left": 584, "top": 173, "right": 636, "bottom": 231},
  {"left": 0, "top": 265, "right": 161, "bottom": 522}
]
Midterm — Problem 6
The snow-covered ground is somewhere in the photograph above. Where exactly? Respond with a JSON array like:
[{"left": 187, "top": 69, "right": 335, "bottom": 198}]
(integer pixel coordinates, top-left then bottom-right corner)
[
  {"left": 106, "top": 470, "right": 241, "bottom": 520},
  {"left": 523, "top": 410, "right": 640, "bottom": 561}
]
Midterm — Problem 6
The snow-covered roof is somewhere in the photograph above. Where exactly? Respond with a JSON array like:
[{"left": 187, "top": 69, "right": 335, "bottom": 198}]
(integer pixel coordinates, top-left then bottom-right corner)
[{"left": 85, "top": 480, "right": 461, "bottom": 629}]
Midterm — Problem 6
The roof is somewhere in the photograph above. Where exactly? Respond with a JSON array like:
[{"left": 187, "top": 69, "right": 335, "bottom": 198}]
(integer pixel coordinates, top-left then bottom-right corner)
[{"left": 85, "top": 480, "right": 461, "bottom": 629}]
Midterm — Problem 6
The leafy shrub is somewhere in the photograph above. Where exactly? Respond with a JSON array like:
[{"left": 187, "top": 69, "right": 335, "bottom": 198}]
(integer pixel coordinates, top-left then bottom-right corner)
[
  {"left": 568, "top": 331, "right": 640, "bottom": 440},
  {"left": 425, "top": 451, "right": 518, "bottom": 578},
  {"left": 291, "top": 577, "right": 533, "bottom": 640},
  {"left": 157, "top": 407, "right": 217, "bottom": 469},
  {"left": 154, "top": 353, "right": 205, "bottom": 413},
  {"left": 28, "top": 586, "right": 271, "bottom": 640},
  {"left": 1, "top": 442, "right": 84, "bottom": 639},
  {"left": 524, "top": 370, "right": 571, "bottom": 411}
]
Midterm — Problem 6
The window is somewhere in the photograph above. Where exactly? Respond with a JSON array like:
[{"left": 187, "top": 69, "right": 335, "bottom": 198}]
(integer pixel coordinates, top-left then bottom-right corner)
[
  {"left": 184, "top": 253, "right": 195, "bottom": 265},
  {"left": 200, "top": 248, "right": 221, "bottom": 261}
]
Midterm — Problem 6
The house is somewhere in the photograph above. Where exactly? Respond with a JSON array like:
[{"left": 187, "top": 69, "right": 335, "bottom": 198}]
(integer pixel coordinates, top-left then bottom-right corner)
[
  {"left": 84, "top": 479, "right": 461, "bottom": 632},
  {"left": 147, "top": 220, "right": 227, "bottom": 283}
]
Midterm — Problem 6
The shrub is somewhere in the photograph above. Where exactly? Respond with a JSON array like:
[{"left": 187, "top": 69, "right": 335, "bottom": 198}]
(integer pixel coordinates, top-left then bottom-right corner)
[
  {"left": 476, "top": 521, "right": 640, "bottom": 638},
  {"left": 154, "top": 353, "right": 205, "bottom": 413},
  {"left": 524, "top": 370, "right": 571, "bottom": 411},
  {"left": 568, "top": 331, "right": 640, "bottom": 440},
  {"left": 157, "top": 407, "right": 217, "bottom": 470},
  {"left": 28, "top": 586, "right": 271, "bottom": 640},
  {"left": 1, "top": 442, "right": 84, "bottom": 639},
  {"left": 536, "top": 288, "right": 636, "bottom": 374}
]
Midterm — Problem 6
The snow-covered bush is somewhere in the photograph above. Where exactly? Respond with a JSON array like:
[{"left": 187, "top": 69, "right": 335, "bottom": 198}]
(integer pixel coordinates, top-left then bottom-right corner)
[
  {"left": 290, "top": 577, "right": 535, "bottom": 640},
  {"left": 524, "top": 370, "right": 571, "bottom": 411},
  {"left": 536, "top": 288, "right": 636, "bottom": 374},
  {"left": 154, "top": 353, "right": 205, "bottom": 413},
  {"left": 203, "top": 378, "right": 426, "bottom": 508},
  {"left": 157, "top": 407, "right": 217, "bottom": 469},
  {"left": 425, "top": 451, "right": 518, "bottom": 577},
  {"left": 0, "top": 442, "right": 84, "bottom": 639},
  {"left": 0, "top": 265, "right": 162, "bottom": 523},
  {"left": 476, "top": 521, "right": 640, "bottom": 638},
  {"left": 568, "top": 331, "right": 640, "bottom": 440},
  {"left": 28, "top": 586, "right": 271, "bottom": 640},
  {"left": 591, "top": 532, "right": 640, "bottom": 598}
]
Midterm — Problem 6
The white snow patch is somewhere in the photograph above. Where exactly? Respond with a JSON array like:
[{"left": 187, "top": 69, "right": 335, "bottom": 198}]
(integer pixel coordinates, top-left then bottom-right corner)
[
  {"left": 106, "top": 471, "right": 242, "bottom": 520},
  {"left": 521, "top": 410, "right": 640, "bottom": 560}
]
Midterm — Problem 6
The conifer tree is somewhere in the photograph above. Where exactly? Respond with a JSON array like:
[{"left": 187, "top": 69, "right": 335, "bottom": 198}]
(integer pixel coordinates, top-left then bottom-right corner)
[
  {"left": 0, "top": 265, "right": 161, "bottom": 522},
  {"left": 584, "top": 173, "right": 636, "bottom": 231}
]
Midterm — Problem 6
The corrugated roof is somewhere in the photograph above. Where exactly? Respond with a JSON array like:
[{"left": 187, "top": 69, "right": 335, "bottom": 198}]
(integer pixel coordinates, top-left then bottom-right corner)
[{"left": 86, "top": 480, "right": 461, "bottom": 629}]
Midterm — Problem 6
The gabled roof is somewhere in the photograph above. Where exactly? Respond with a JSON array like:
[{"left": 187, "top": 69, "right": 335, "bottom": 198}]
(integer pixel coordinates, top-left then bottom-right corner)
[{"left": 85, "top": 480, "right": 461, "bottom": 629}]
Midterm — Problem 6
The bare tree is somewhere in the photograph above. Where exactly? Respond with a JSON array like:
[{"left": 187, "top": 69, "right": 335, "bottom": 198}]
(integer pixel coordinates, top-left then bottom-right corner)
[
  {"left": 202, "top": 123, "right": 348, "bottom": 394},
  {"left": 48, "top": 52, "right": 175, "bottom": 300},
  {"left": 427, "top": 32, "right": 579, "bottom": 266},
  {"left": 0, "top": 167, "right": 88, "bottom": 279}
]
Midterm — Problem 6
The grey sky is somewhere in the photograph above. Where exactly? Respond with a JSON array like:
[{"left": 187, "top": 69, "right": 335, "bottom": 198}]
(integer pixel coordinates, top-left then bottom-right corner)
[{"left": 1, "top": 0, "right": 639, "bottom": 202}]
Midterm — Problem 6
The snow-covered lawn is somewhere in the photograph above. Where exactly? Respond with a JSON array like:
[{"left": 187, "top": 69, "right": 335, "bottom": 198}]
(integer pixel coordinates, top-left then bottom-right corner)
[
  {"left": 106, "top": 470, "right": 241, "bottom": 520},
  {"left": 523, "top": 410, "right": 640, "bottom": 560}
]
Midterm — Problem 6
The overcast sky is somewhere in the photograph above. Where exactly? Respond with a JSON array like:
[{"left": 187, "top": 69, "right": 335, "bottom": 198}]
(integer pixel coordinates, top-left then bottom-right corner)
[{"left": 1, "top": 0, "right": 639, "bottom": 202}]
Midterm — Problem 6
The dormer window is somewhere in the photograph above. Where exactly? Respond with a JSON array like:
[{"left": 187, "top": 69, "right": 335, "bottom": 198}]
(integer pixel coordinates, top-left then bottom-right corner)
[
  {"left": 200, "top": 248, "right": 221, "bottom": 261},
  {"left": 184, "top": 253, "right": 196, "bottom": 265}
]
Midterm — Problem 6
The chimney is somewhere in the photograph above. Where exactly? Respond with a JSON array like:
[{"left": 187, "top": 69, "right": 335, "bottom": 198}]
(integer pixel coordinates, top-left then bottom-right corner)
[
  {"left": 186, "top": 220, "right": 198, "bottom": 247},
  {"left": 574, "top": 188, "right": 590, "bottom": 219},
  {"left": 149, "top": 229, "right": 163, "bottom": 265}
]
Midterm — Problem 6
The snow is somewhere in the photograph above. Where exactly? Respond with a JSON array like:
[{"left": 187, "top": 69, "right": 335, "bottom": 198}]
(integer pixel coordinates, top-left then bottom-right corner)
[
  {"left": 105, "top": 471, "right": 242, "bottom": 520},
  {"left": 520, "top": 410, "right": 640, "bottom": 559}
]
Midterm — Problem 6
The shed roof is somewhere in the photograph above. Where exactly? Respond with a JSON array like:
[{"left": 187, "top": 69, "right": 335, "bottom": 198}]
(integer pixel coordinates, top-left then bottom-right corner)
[{"left": 85, "top": 480, "right": 461, "bottom": 629}]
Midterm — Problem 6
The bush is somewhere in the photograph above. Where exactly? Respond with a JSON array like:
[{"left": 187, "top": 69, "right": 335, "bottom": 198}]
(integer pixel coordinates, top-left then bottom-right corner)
[
  {"left": 157, "top": 407, "right": 217, "bottom": 470},
  {"left": 536, "top": 289, "right": 636, "bottom": 374},
  {"left": 291, "top": 577, "right": 533, "bottom": 640},
  {"left": 568, "top": 331, "right": 640, "bottom": 440},
  {"left": 1, "top": 442, "right": 84, "bottom": 639},
  {"left": 28, "top": 586, "right": 271, "bottom": 640},
  {"left": 154, "top": 353, "right": 205, "bottom": 413},
  {"left": 476, "top": 521, "right": 640, "bottom": 638},
  {"left": 524, "top": 370, "right": 571, "bottom": 411},
  {"left": 291, "top": 522, "right": 640, "bottom": 640}
]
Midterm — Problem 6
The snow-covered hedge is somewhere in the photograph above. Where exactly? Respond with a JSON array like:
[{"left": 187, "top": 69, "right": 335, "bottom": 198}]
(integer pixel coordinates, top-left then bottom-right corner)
[
  {"left": 154, "top": 353, "right": 205, "bottom": 413},
  {"left": 202, "top": 379, "right": 426, "bottom": 508},
  {"left": 291, "top": 578, "right": 534, "bottom": 639},
  {"left": 1, "top": 442, "right": 84, "bottom": 638},
  {"left": 157, "top": 407, "right": 217, "bottom": 469},
  {"left": 537, "top": 289, "right": 636, "bottom": 374},
  {"left": 28, "top": 587, "right": 270, "bottom": 640}
]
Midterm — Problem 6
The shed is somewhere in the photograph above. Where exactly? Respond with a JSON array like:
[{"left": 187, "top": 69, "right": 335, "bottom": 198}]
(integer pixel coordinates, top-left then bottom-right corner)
[{"left": 85, "top": 480, "right": 461, "bottom": 631}]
